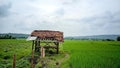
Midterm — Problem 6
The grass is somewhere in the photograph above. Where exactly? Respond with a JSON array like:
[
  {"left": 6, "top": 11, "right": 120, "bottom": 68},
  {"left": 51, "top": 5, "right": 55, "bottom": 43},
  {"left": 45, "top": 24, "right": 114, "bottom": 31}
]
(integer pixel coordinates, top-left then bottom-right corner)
[
  {"left": 0, "top": 39, "right": 120, "bottom": 68},
  {"left": 63, "top": 40, "right": 120, "bottom": 68},
  {"left": 0, "top": 39, "right": 32, "bottom": 68}
]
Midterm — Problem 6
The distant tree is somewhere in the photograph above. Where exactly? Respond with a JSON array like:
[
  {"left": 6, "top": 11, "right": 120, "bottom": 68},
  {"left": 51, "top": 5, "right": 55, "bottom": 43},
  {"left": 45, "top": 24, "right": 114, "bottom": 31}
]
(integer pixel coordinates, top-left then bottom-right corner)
[
  {"left": 12, "top": 37, "right": 16, "bottom": 39},
  {"left": 0, "top": 34, "right": 16, "bottom": 39},
  {"left": 117, "top": 36, "right": 120, "bottom": 41},
  {"left": 106, "top": 39, "right": 114, "bottom": 41}
]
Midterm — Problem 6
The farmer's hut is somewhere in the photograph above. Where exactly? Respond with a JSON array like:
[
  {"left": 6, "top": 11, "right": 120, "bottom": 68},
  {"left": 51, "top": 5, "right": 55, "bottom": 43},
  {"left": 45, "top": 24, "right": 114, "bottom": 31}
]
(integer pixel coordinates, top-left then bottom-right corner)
[{"left": 27, "top": 30, "right": 64, "bottom": 55}]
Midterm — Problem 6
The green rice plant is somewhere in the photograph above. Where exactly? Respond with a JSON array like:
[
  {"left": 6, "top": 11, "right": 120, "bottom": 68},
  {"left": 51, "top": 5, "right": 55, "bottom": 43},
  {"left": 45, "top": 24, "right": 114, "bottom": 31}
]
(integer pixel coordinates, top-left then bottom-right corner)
[{"left": 63, "top": 40, "right": 120, "bottom": 68}]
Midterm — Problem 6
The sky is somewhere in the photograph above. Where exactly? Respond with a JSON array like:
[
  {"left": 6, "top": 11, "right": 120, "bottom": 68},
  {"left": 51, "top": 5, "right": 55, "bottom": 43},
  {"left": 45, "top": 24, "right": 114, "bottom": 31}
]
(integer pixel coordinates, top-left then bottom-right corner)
[{"left": 0, "top": 0, "right": 120, "bottom": 36}]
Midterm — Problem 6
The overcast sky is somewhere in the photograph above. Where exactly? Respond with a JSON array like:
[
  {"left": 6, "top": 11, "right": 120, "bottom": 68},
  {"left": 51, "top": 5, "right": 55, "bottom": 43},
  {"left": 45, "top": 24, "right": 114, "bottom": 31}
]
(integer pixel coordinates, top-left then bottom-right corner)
[{"left": 0, "top": 0, "right": 120, "bottom": 36}]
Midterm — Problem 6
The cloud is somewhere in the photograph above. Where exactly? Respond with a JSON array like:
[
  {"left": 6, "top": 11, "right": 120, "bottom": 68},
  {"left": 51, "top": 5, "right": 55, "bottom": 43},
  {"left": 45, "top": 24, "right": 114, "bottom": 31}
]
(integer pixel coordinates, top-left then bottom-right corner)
[
  {"left": 0, "top": 0, "right": 120, "bottom": 36},
  {"left": 61, "top": 11, "right": 120, "bottom": 36},
  {"left": 0, "top": 0, "right": 11, "bottom": 17}
]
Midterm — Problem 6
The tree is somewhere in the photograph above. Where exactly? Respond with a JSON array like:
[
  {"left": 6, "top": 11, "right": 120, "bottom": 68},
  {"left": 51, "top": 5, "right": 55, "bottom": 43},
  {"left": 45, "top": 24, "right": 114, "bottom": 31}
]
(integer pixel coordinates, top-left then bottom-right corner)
[
  {"left": 0, "top": 34, "right": 16, "bottom": 39},
  {"left": 117, "top": 36, "right": 120, "bottom": 41}
]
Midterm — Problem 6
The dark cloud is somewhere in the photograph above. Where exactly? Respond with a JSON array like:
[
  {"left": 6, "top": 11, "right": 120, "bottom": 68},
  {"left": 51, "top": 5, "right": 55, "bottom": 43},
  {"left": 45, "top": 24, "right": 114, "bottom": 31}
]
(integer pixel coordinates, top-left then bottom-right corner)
[{"left": 0, "top": 2, "right": 11, "bottom": 17}]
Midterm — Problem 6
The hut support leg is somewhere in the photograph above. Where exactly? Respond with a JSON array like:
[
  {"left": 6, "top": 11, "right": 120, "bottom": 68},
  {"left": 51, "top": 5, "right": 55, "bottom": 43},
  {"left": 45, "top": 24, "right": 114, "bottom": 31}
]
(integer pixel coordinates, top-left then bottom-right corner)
[
  {"left": 32, "top": 41, "right": 34, "bottom": 50},
  {"left": 41, "top": 46, "right": 45, "bottom": 58},
  {"left": 56, "top": 42, "right": 59, "bottom": 54},
  {"left": 35, "top": 40, "right": 40, "bottom": 52},
  {"left": 37, "top": 41, "right": 40, "bottom": 52},
  {"left": 35, "top": 41, "right": 37, "bottom": 52}
]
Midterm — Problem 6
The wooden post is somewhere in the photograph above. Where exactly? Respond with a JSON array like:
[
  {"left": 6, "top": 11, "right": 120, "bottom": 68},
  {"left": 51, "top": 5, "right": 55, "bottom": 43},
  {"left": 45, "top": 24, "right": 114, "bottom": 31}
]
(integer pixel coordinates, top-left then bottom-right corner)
[
  {"left": 38, "top": 40, "right": 40, "bottom": 46},
  {"left": 31, "top": 50, "right": 34, "bottom": 68},
  {"left": 56, "top": 42, "right": 59, "bottom": 54},
  {"left": 13, "top": 54, "right": 16, "bottom": 68},
  {"left": 32, "top": 40, "right": 34, "bottom": 50},
  {"left": 35, "top": 40, "right": 37, "bottom": 52},
  {"left": 41, "top": 46, "right": 45, "bottom": 58},
  {"left": 35, "top": 40, "right": 40, "bottom": 52},
  {"left": 37, "top": 40, "right": 40, "bottom": 52}
]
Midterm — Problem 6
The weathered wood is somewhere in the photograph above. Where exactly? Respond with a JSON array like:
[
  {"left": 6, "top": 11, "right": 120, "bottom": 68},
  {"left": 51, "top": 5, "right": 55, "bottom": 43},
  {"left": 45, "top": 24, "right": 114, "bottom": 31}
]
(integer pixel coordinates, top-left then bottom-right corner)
[
  {"left": 35, "top": 41, "right": 37, "bottom": 52},
  {"left": 37, "top": 46, "right": 57, "bottom": 49},
  {"left": 41, "top": 46, "right": 45, "bottom": 58},
  {"left": 32, "top": 41, "right": 34, "bottom": 50},
  {"left": 37, "top": 40, "right": 40, "bottom": 52},
  {"left": 35, "top": 40, "right": 40, "bottom": 52},
  {"left": 38, "top": 40, "right": 40, "bottom": 46},
  {"left": 31, "top": 50, "right": 34, "bottom": 68},
  {"left": 13, "top": 54, "right": 16, "bottom": 68},
  {"left": 36, "top": 39, "right": 58, "bottom": 43},
  {"left": 56, "top": 42, "right": 59, "bottom": 54}
]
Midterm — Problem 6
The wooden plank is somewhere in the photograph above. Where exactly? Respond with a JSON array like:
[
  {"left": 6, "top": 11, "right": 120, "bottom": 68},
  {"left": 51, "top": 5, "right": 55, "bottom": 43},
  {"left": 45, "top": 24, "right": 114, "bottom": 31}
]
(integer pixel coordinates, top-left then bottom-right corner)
[
  {"left": 40, "top": 39, "right": 57, "bottom": 41},
  {"left": 37, "top": 46, "right": 57, "bottom": 49}
]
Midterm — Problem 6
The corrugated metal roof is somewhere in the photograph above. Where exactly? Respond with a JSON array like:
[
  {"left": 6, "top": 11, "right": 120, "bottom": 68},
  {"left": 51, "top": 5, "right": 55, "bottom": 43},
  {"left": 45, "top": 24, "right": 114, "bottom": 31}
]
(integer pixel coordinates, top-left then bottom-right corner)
[{"left": 26, "top": 36, "right": 37, "bottom": 41}]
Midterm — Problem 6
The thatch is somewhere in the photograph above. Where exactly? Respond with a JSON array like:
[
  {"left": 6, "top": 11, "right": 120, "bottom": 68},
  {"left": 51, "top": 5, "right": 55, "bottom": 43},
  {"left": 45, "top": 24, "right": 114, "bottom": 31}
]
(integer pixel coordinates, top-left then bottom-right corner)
[{"left": 31, "top": 30, "right": 64, "bottom": 42}]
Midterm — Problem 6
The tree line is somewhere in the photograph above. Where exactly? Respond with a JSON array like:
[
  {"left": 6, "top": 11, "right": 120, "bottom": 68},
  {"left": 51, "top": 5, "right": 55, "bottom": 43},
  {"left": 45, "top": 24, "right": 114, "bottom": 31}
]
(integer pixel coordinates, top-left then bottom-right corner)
[
  {"left": 65, "top": 36, "right": 120, "bottom": 41},
  {"left": 0, "top": 34, "right": 16, "bottom": 39}
]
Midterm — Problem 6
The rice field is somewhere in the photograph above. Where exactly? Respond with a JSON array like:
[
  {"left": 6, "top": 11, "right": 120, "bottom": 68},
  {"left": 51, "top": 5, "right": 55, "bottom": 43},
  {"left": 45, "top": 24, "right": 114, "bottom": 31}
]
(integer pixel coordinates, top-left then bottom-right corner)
[
  {"left": 63, "top": 40, "right": 120, "bottom": 68},
  {"left": 0, "top": 39, "right": 120, "bottom": 68}
]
